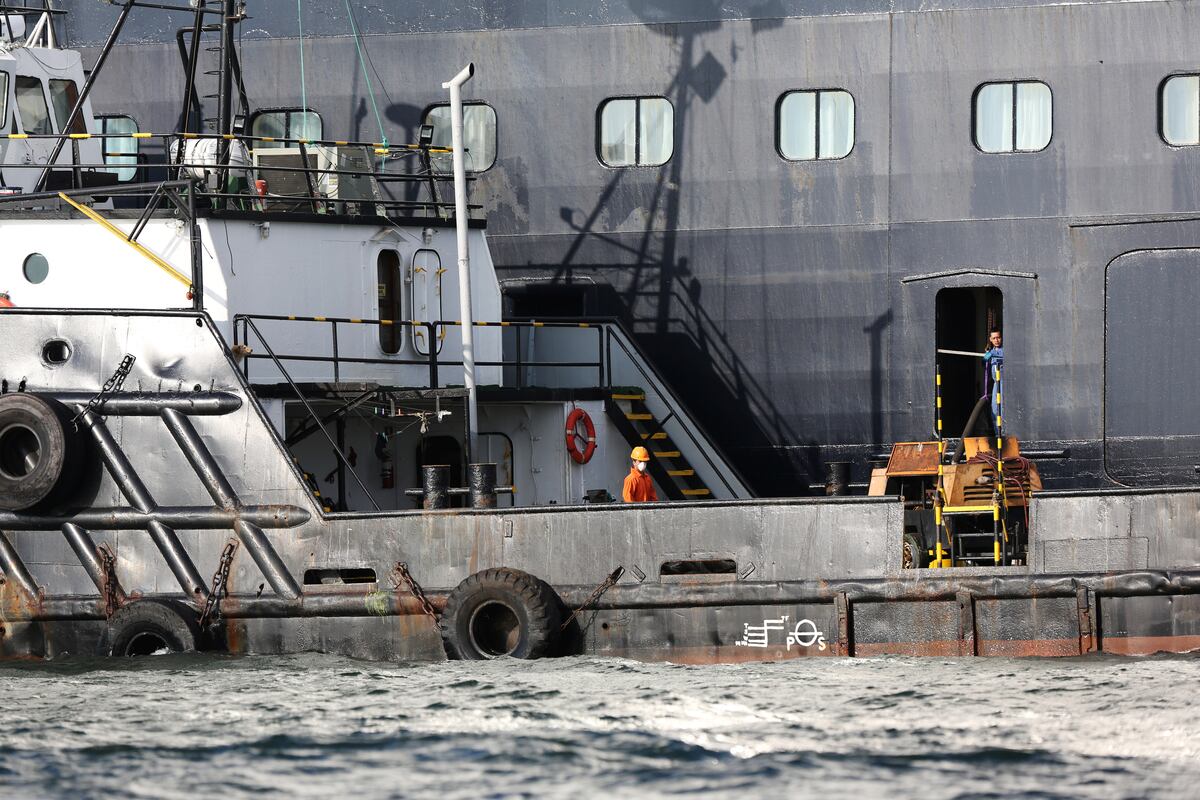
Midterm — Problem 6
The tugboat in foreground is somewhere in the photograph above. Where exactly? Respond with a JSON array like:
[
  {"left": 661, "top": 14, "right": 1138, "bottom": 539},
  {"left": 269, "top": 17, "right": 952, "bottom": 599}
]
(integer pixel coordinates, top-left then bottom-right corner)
[{"left": 0, "top": 2, "right": 1198, "bottom": 662}]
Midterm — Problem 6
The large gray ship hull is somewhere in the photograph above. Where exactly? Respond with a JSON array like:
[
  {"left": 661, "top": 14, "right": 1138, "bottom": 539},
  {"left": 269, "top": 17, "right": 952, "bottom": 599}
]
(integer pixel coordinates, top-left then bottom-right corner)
[
  {"left": 2, "top": 309, "right": 1198, "bottom": 662},
  {"left": 52, "top": 0, "right": 1200, "bottom": 495}
]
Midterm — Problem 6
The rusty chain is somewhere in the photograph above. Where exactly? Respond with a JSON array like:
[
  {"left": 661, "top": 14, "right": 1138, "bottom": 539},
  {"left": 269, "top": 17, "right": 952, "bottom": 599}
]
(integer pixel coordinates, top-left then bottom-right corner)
[
  {"left": 391, "top": 561, "right": 440, "bottom": 621},
  {"left": 72, "top": 353, "right": 136, "bottom": 430},
  {"left": 560, "top": 566, "right": 624, "bottom": 632},
  {"left": 98, "top": 543, "right": 120, "bottom": 619},
  {"left": 199, "top": 539, "right": 238, "bottom": 628}
]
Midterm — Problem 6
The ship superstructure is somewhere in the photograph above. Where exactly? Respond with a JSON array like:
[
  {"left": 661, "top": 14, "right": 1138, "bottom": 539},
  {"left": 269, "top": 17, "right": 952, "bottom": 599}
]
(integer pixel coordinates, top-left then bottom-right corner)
[{"left": 0, "top": 2, "right": 1198, "bottom": 663}]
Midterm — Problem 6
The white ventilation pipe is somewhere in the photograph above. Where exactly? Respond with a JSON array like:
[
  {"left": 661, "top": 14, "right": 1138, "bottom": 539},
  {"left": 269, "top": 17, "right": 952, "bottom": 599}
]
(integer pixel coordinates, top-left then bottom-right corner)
[{"left": 442, "top": 62, "right": 478, "bottom": 460}]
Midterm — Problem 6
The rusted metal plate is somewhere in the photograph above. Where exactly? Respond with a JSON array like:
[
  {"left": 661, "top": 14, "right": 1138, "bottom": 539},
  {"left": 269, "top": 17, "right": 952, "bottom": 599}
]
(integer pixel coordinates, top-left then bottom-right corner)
[{"left": 885, "top": 441, "right": 940, "bottom": 476}]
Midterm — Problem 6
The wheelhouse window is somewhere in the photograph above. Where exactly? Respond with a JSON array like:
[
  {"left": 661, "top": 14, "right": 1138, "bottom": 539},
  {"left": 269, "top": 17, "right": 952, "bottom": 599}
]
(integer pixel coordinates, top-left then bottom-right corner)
[
  {"left": 249, "top": 108, "right": 323, "bottom": 148},
  {"left": 48, "top": 79, "right": 85, "bottom": 134},
  {"left": 98, "top": 115, "right": 139, "bottom": 182},
  {"left": 973, "top": 81, "right": 1052, "bottom": 153},
  {"left": 422, "top": 103, "right": 497, "bottom": 172},
  {"left": 0, "top": 73, "right": 8, "bottom": 128},
  {"left": 597, "top": 97, "right": 673, "bottom": 167},
  {"left": 777, "top": 89, "right": 854, "bottom": 161},
  {"left": 14, "top": 76, "right": 51, "bottom": 136},
  {"left": 1161, "top": 74, "right": 1200, "bottom": 146}
]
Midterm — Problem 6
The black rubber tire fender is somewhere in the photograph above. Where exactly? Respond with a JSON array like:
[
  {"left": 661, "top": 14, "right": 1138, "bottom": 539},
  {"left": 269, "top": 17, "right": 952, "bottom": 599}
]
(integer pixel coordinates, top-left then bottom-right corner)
[
  {"left": 440, "top": 568, "right": 562, "bottom": 660},
  {"left": 0, "top": 393, "right": 87, "bottom": 512},
  {"left": 100, "top": 599, "right": 201, "bottom": 657}
]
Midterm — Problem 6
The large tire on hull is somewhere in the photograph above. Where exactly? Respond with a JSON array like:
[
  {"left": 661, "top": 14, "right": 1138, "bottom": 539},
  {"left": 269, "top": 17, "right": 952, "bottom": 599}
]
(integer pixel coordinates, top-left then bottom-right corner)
[
  {"left": 100, "top": 600, "right": 201, "bottom": 657},
  {"left": 441, "top": 568, "right": 561, "bottom": 660},
  {"left": 0, "top": 394, "right": 87, "bottom": 511}
]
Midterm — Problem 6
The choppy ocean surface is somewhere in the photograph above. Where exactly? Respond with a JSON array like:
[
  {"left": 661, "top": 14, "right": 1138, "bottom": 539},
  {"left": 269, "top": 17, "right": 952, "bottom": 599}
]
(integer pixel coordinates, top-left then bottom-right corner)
[{"left": 1, "top": 653, "right": 1198, "bottom": 799}]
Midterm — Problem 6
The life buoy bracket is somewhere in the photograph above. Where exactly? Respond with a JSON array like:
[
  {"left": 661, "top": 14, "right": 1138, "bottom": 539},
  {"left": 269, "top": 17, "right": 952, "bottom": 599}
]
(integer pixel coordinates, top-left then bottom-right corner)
[{"left": 565, "top": 408, "right": 597, "bottom": 465}]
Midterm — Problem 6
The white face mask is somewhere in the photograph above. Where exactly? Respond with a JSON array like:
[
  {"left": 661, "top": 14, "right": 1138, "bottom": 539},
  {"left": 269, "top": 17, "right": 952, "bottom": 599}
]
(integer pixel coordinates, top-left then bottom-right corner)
[{"left": 636, "top": 461, "right": 648, "bottom": 473}]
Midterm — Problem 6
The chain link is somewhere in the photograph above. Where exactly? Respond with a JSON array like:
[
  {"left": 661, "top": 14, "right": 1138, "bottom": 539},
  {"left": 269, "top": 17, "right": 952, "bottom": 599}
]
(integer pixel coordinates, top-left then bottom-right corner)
[
  {"left": 199, "top": 539, "right": 238, "bottom": 628},
  {"left": 391, "top": 561, "right": 440, "bottom": 621},
  {"left": 560, "top": 566, "right": 624, "bottom": 632},
  {"left": 72, "top": 354, "right": 136, "bottom": 430},
  {"left": 98, "top": 543, "right": 120, "bottom": 619}
]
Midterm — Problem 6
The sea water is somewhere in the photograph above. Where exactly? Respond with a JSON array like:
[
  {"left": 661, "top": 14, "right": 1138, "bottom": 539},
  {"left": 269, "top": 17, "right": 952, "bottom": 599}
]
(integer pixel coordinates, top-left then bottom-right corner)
[{"left": 1, "top": 653, "right": 1197, "bottom": 799}]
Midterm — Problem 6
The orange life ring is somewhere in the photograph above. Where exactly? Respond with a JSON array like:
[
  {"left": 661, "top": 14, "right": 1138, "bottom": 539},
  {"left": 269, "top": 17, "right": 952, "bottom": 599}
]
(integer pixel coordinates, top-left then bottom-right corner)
[{"left": 565, "top": 408, "right": 597, "bottom": 465}]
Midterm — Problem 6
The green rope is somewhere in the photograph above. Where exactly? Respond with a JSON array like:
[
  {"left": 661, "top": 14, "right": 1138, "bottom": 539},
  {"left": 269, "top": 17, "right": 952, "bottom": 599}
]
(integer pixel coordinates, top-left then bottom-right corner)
[
  {"left": 344, "top": 0, "right": 388, "bottom": 148},
  {"left": 296, "top": 0, "right": 307, "bottom": 117}
]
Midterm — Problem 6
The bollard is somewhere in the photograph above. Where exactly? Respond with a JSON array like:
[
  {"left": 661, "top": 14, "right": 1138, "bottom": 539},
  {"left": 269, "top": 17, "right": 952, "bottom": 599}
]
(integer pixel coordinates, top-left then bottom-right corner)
[
  {"left": 419, "top": 464, "right": 450, "bottom": 510},
  {"left": 825, "top": 462, "right": 850, "bottom": 496},
  {"left": 468, "top": 463, "right": 498, "bottom": 509}
]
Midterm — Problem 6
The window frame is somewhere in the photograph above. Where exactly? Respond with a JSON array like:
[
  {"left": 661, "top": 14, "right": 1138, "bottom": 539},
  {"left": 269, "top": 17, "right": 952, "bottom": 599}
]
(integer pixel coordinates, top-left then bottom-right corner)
[
  {"left": 971, "top": 79, "right": 1054, "bottom": 154},
  {"left": 420, "top": 101, "right": 498, "bottom": 173},
  {"left": 1158, "top": 72, "right": 1200, "bottom": 148},
  {"left": 96, "top": 113, "right": 140, "bottom": 183},
  {"left": 13, "top": 75, "right": 53, "bottom": 136},
  {"left": 247, "top": 106, "right": 324, "bottom": 146},
  {"left": 595, "top": 95, "right": 675, "bottom": 169},
  {"left": 774, "top": 88, "right": 857, "bottom": 162}
]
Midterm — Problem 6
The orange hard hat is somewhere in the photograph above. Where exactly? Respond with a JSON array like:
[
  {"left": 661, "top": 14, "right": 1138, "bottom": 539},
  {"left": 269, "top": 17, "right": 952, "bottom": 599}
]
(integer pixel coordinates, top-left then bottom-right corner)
[{"left": 630, "top": 446, "right": 650, "bottom": 462}]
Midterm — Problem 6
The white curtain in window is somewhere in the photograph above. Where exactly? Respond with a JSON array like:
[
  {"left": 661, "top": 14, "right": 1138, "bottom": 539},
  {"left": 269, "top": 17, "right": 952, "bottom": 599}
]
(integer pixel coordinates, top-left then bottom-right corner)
[
  {"left": 1015, "top": 82, "right": 1052, "bottom": 151},
  {"left": 292, "top": 111, "right": 323, "bottom": 142},
  {"left": 975, "top": 83, "right": 1013, "bottom": 153},
  {"left": 819, "top": 90, "right": 854, "bottom": 159},
  {"left": 779, "top": 91, "right": 816, "bottom": 160},
  {"left": 600, "top": 98, "right": 637, "bottom": 166},
  {"left": 1163, "top": 75, "right": 1200, "bottom": 146},
  {"left": 102, "top": 116, "right": 138, "bottom": 182},
  {"left": 638, "top": 98, "right": 673, "bottom": 166},
  {"left": 462, "top": 105, "right": 497, "bottom": 171}
]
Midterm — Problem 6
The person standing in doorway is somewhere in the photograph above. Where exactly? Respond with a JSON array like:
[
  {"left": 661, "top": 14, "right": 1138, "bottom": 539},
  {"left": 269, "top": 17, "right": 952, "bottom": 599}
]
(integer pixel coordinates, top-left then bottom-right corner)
[
  {"left": 983, "top": 328, "right": 1004, "bottom": 429},
  {"left": 622, "top": 446, "right": 659, "bottom": 503}
]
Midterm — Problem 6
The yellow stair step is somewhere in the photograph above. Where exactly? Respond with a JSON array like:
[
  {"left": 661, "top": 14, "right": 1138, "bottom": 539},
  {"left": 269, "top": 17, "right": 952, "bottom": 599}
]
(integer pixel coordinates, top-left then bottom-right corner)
[
  {"left": 640, "top": 432, "right": 669, "bottom": 440},
  {"left": 653, "top": 450, "right": 681, "bottom": 458},
  {"left": 611, "top": 392, "right": 646, "bottom": 401},
  {"left": 625, "top": 413, "right": 653, "bottom": 421},
  {"left": 681, "top": 488, "right": 711, "bottom": 496},
  {"left": 667, "top": 469, "right": 695, "bottom": 477},
  {"left": 941, "top": 504, "right": 997, "bottom": 515}
]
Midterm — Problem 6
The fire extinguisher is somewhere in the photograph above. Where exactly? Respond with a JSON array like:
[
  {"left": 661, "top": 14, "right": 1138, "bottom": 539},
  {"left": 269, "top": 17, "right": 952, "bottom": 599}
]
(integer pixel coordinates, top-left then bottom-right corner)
[{"left": 375, "top": 433, "right": 394, "bottom": 489}]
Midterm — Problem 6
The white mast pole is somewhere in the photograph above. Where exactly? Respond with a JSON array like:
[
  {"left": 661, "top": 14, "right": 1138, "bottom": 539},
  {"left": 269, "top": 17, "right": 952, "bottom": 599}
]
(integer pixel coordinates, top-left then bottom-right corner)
[{"left": 442, "top": 63, "right": 477, "bottom": 461}]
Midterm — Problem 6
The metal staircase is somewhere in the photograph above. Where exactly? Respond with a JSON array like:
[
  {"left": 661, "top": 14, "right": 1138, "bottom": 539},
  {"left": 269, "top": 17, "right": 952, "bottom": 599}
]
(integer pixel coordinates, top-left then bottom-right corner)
[{"left": 605, "top": 390, "right": 712, "bottom": 500}]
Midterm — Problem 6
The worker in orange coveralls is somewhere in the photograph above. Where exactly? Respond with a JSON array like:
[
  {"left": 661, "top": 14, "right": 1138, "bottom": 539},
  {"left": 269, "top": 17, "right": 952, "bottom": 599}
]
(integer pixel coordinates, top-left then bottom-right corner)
[{"left": 622, "top": 446, "right": 659, "bottom": 503}]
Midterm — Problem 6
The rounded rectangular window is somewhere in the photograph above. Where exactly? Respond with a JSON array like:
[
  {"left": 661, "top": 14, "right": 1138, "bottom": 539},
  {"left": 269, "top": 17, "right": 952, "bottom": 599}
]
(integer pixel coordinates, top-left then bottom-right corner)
[
  {"left": 1162, "top": 74, "right": 1200, "bottom": 146},
  {"left": 974, "top": 80, "right": 1051, "bottom": 153},
  {"left": 597, "top": 97, "right": 674, "bottom": 167},
  {"left": 0, "top": 72, "right": 8, "bottom": 129},
  {"left": 249, "top": 108, "right": 323, "bottom": 148},
  {"left": 777, "top": 90, "right": 854, "bottom": 161},
  {"left": 98, "top": 115, "right": 139, "bottom": 182},
  {"left": 423, "top": 103, "right": 497, "bottom": 173}
]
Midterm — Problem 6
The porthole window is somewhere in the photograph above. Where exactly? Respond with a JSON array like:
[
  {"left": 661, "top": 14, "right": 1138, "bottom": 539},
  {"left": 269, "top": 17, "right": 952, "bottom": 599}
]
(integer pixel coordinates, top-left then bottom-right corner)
[
  {"left": 973, "top": 81, "right": 1052, "bottom": 153},
  {"left": 23, "top": 253, "right": 48, "bottom": 284},
  {"left": 42, "top": 339, "right": 71, "bottom": 366},
  {"left": 597, "top": 97, "right": 674, "bottom": 167},
  {"left": 777, "top": 90, "right": 855, "bottom": 161},
  {"left": 1161, "top": 74, "right": 1200, "bottom": 146},
  {"left": 422, "top": 103, "right": 497, "bottom": 173}
]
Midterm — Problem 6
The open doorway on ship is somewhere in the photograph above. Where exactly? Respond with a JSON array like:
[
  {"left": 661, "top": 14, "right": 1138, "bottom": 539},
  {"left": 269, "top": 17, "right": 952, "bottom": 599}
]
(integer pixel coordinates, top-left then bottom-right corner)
[{"left": 936, "top": 287, "right": 1002, "bottom": 438}]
